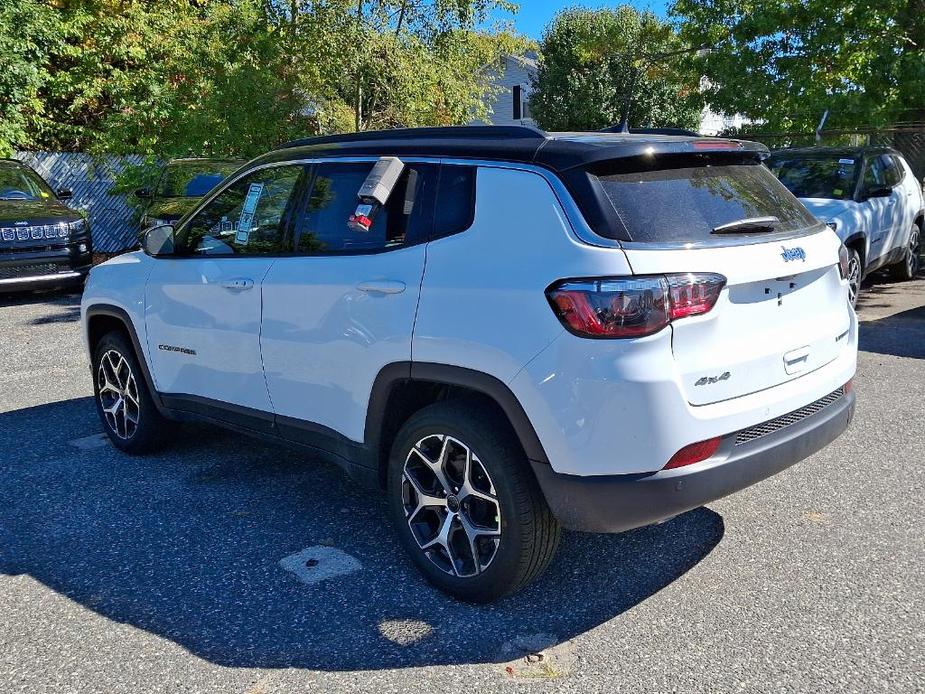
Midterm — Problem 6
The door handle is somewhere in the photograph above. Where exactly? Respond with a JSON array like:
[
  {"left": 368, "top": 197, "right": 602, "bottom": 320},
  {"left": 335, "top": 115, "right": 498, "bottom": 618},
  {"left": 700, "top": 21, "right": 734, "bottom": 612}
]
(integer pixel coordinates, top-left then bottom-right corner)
[
  {"left": 356, "top": 280, "right": 406, "bottom": 295},
  {"left": 221, "top": 277, "right": 254, "bottom": 291}
]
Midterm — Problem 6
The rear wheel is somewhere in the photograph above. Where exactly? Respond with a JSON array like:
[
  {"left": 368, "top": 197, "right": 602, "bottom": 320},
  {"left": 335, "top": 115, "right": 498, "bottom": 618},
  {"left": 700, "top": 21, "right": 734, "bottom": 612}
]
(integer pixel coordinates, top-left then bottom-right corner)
[
  {"left": 891, "top": 223, "right": 921, "bottom": 281},
  {"left": 845, "top": 248, "right": 862, "bottom": 308},
  {"left": 92, "top": 331, "right": 171, "bottom": 453},
  {"left": 387, "top": 400, "right": 560, "bottom": 602}
]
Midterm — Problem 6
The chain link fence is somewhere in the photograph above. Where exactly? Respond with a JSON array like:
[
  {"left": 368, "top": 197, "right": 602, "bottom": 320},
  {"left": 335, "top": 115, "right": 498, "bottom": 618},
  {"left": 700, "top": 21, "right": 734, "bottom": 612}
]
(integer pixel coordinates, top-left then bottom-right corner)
[{"left": 735, "top": 123, "right": 925, "bottom": 186}]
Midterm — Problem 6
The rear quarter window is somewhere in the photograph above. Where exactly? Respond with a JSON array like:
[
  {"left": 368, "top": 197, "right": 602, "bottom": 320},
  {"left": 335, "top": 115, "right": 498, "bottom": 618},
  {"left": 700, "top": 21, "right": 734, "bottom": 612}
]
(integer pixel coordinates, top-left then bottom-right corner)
[{"left": 593, "top": 161, "right": 820, "bottom": 244}]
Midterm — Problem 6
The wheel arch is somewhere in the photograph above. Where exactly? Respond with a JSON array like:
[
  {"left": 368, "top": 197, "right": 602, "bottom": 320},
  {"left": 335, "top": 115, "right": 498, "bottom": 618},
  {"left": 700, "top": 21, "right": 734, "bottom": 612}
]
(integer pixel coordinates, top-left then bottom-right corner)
[
  {"left": 843, "top": 231, "right": 868, "bottom": 269},
  {"left": 366, "top": 362, "right": 550, "bottom": 487},
  {"left": 85, "top": 304, "right": 163, "bottom": 412}
]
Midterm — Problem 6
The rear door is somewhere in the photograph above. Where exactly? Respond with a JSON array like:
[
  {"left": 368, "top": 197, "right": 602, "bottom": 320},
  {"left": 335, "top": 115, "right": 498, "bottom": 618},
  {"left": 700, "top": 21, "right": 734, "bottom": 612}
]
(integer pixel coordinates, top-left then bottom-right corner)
[
  {"left": 259, "top": 159, "right": 436, "bottom": 444},
  {"left": 145, "top": 164, "right": 306, "bottom": 412},
  {"left": 593, "top": 159, "right": 853, "bottom": 406}
]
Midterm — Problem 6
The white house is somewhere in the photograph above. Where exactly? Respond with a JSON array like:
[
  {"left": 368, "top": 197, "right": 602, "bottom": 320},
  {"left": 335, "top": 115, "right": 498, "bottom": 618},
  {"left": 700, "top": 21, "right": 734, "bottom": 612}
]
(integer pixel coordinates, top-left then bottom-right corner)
[
  {"left": 471, "top": 54, "right": 538, "bottom": 127},
  {"left": 474, "top": 55, "right": 752, "bottom": 136}
]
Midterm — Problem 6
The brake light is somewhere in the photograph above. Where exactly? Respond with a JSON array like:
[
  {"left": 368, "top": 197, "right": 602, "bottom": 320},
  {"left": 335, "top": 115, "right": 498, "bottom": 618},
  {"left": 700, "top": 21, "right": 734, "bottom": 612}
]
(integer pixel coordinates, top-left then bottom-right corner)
[
  {"left": 546, "top": 273, "right": 726, "bottom": 338},
  {"left": 663, "top": 437, "right": 722, "bottom": 470},
  {"left": 837, "top": 243, "right": 850, "bottom": 279}
]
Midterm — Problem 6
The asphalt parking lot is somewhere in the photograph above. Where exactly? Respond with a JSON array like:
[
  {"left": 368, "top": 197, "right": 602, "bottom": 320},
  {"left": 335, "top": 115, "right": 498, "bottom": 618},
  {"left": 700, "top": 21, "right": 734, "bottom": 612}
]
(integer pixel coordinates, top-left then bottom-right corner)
[{"left": 1, "top": 274, "right": 923, "bottom": 694}]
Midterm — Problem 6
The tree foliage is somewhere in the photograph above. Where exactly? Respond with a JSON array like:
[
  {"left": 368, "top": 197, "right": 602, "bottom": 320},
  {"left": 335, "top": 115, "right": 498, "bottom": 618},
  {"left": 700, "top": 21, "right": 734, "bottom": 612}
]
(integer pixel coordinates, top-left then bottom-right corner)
[
  {"left": 672, "top": 0, "right": 925, "bottom": 132},
  {"left": 0, "top": 0, "right": 525, "bottom": 157},
  {"left": 528, "top": 6, "right": 703, "bottom": 132}
]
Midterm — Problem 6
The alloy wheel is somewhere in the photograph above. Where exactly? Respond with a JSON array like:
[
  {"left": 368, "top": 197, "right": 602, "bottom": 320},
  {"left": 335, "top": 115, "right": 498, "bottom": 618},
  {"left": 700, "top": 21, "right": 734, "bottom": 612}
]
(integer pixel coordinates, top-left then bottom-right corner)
[
  {"left": 401, "top": 434, "right": 501, "bottom": 577},
  {"left": 846, "top": 253, "right": 861, "bottom": 307},
  {"left": 907, "top": 227, "right": 921, "bottom": 278},
  {"left": 97, "top": 349, "right": 140, "bottom": 440}
]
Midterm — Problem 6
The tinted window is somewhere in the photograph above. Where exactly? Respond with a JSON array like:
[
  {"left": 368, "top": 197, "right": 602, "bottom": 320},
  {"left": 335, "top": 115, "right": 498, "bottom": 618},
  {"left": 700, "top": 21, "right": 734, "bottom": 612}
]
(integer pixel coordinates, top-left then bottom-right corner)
[
  {"left": 594, "top": 162, "right": 819, "bottom": 244},
  {"left": 433, "top": 165, "right": 476, "bottom": 239},
  {"left": 157, "top": 161, "right": 242, "bottom": 198},
  {"left": 180, "top": 165, "right": 305, "bottom": 256},
  {"left": 863, "top": 155, "right": 893, "bottom": 189},
  {"left": 0, "top": 163, "right": 54, "bottom": 201},
  {"left": 767, "top": 155, "right": 859, "bottom": 200},
  {"left": 293, "top": 161, "right": 437, "bottom": 254},
  {"left": 883, "top": 156, "right": 903, "bottom": 186}
]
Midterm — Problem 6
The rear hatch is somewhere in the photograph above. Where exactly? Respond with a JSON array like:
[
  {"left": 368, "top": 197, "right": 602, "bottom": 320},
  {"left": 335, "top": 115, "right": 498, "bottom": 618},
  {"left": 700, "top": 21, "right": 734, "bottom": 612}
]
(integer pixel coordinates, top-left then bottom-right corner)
[{"left": 590, "top": 155, "right": 852, "bottom": 406}]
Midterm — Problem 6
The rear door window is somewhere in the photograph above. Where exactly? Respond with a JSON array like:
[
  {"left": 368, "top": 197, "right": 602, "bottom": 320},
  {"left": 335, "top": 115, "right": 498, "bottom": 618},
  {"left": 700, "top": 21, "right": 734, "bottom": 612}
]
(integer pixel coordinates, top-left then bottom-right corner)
[
  {"left": 593, "top": 161, "right": 819, "bottom": 244},
  {"left": 293, "top": 161, "right": 437, "bottom": 254}
]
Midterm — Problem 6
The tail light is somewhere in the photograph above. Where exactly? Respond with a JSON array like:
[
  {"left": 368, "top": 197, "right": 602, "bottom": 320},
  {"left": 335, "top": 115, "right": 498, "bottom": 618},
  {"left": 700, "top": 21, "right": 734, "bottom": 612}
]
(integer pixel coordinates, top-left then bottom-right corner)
[
  {"left": 664, "top": 436, "right": 722, "bottom": 470},
  {"left": 837, "top": 243, "right": 850, "bottom": 279},
  {"left": 546, "top": 273, "right": 726, "bottom": 338}
]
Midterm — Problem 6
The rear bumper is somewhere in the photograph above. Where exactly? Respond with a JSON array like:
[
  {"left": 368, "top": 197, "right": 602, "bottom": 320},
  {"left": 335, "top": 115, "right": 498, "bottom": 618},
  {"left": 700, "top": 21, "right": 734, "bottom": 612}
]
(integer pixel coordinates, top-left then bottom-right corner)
[
  {"left": 531, "top": 389, "right": 855, "bottom": 533},
  {"left": 0, "top": 241, "right": 92, "bottom": 291}
]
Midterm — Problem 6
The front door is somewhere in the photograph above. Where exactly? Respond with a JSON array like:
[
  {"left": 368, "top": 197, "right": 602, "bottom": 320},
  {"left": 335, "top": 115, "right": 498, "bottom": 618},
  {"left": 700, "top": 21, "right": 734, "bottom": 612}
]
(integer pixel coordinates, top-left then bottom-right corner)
[
  {"left": 260, "top": 160, "right": 437, "bottom": 445},
  {"left": 145, "top": 163, "right": 307, "bottom": 413}
]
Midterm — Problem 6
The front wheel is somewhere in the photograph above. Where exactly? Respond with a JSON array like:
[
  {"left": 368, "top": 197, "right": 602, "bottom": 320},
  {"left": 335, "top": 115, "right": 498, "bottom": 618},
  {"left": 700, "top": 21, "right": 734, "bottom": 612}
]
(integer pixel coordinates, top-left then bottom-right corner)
[
  {"left": 387, "top": 400, "right": 560, "bottom": 602},
  {"left": 92, "top": 330, "right": 171, "bottom": 453},
  {"left": 846, "top": 247, "right": 862, "bottom": 308},
  {"left": 891, "top": 223, "right": 921, "bottom": 281}
]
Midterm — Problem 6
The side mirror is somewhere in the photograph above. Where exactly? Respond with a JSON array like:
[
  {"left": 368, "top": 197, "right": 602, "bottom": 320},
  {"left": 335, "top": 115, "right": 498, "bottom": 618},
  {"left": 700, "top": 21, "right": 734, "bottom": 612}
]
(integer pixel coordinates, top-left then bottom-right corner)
[
  {"left": 57, "top": 188, "right": 73, "bottom": 200},
  {"left": 135, "top": 188, "right": 152, "bottom": 199},
  {"left": 141, "top": 224, "right": 175, "bottom": 257},
  {"left": 863, "top": 186, "right": 892, "bottom": 200}
]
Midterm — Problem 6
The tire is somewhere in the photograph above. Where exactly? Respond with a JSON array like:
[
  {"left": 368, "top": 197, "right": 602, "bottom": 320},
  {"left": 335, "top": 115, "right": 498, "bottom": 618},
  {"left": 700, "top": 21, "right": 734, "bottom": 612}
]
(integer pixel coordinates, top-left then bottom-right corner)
[
  {"left": 890, "top": 223, "right": 921, "bottom": 281},
  {"left": 845, "top": 247, "right": 862, "bottom": 308},
  {"left": 386, "top": 399, "right": 560, "bottom": 602},
  {"left": 92, "top": 330, "right": 171, "bottom": 453}
]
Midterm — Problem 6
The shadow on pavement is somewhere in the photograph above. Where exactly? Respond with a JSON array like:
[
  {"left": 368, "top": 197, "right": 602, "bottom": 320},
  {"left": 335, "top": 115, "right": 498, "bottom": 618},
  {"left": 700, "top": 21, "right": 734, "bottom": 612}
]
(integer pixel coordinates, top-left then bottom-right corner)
[
  {"left": 857, "top": 276, "right": 925, "bottom": 359},
  {"left": 0, "top": 397, "right": 724, "bottom": 671}
]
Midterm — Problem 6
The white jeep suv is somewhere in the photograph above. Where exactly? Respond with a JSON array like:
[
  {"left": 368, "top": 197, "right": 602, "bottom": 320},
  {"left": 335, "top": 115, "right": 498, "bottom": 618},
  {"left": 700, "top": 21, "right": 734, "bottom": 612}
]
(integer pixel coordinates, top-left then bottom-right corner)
[
  {"left": 81, "top": 127, "right": 858, "bottom": 602},
  {"left": 767, "top": 146, "right": 924, "bottom": 306}
]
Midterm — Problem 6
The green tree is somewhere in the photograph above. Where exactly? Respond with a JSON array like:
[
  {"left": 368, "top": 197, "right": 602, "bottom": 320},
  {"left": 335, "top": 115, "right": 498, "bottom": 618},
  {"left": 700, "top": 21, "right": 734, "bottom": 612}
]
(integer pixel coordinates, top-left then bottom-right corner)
[
  {"left": 672, "top": 0, "right": 925, "bottom": 131},
  {"left": 1, "top": 0, "right": 525, "bottom": 157},
  {"left": 529, "top": 6, "right": 703, "bottom": 132},
  {"left": 0, "top": 0, "right": 63, "bottom": 156}
]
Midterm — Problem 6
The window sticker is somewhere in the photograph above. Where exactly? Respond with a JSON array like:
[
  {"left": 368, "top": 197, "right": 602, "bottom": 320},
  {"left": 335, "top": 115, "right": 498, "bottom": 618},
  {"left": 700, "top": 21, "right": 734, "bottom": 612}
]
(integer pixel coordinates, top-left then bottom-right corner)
[
  {"left": 833, "top": 188, "right": 843, "bottom": 196},
  {"left": 838, "top": 159, "right": 855, "bottom": 165},
  {"left": 236, "top": 182, "right": 264, "bottom": 245}
]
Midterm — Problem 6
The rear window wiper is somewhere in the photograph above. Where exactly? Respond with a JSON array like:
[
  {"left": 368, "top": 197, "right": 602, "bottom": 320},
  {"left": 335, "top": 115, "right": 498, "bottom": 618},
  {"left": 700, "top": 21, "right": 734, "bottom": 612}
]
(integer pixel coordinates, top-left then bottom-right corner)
[{"left": 711, "top": 216, "right": 780, "bottom": 234}]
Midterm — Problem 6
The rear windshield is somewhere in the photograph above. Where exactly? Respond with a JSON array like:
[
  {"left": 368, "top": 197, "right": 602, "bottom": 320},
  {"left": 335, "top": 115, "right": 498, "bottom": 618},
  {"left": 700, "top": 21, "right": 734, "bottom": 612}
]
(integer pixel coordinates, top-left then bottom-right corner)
[
  {"left": 766, "top": 155, "right": 859, "bottom": 200},
  {"left": 593, "top": 162, "right": 819, "bottom": 244}
]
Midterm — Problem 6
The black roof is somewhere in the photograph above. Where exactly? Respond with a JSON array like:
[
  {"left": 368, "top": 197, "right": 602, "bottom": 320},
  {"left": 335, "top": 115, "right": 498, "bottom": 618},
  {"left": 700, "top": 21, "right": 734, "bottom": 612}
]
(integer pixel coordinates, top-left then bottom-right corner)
[
  {"left": 261, "top": 125, "right": 767, "bottom": 173},
  {"left": 767, "top": 145, "right": 899, "bottom": 159}
]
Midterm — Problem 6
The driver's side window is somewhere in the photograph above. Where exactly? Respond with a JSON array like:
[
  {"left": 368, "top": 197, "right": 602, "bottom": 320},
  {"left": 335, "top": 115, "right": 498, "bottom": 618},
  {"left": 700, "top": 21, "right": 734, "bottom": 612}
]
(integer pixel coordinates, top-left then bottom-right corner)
[{"left": 179, "top": 165, "right": 306, "bottom": 256}]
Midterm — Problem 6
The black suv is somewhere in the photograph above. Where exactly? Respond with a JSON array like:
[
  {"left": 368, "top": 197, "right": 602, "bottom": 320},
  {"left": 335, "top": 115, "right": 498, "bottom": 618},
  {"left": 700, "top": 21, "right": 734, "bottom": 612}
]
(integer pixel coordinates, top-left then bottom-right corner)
[{"left": 0, "top": 159, "right": 93, "bottom": 292}]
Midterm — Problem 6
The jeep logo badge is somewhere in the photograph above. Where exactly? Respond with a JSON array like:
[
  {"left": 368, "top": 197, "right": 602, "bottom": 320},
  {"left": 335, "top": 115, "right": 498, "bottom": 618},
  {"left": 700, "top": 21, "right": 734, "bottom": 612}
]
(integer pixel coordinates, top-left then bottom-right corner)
[{"left": 781, "top": 246, "right": 806, "bottom": 262}]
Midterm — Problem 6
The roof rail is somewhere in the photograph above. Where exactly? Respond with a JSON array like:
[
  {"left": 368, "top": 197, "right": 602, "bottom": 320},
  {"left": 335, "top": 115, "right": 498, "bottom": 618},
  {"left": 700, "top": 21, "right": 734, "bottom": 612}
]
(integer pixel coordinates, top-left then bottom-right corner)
[{"left": 277, "top": 125, "right": 547, "bottom": 150}]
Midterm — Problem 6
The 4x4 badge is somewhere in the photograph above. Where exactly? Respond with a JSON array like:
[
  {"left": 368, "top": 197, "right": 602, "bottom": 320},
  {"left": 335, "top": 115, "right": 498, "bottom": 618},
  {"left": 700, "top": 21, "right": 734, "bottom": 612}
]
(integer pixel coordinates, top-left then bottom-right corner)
[
  {"left": 781, "top": 246, "right": 806, "bottom": 262},
  {"left": 695, "top": 371, "right": 731, "bottom": 386}
]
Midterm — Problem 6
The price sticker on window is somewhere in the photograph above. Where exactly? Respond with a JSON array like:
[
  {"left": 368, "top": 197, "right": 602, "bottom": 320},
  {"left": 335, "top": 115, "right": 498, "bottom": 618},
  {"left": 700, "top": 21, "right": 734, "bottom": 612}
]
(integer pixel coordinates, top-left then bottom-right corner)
[{"left": 236, "top": 182, "right": 264, "bottom": 245}]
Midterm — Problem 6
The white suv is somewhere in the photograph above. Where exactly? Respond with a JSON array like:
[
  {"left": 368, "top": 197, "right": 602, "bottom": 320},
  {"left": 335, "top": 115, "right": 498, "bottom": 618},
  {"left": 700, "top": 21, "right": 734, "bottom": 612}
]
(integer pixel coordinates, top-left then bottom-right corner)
[
  {"left": 767, "top": 147, "right": 924, "bottom": 306},
  {"left": 81, "top": 126, "right": 858, "bottom": 602}
]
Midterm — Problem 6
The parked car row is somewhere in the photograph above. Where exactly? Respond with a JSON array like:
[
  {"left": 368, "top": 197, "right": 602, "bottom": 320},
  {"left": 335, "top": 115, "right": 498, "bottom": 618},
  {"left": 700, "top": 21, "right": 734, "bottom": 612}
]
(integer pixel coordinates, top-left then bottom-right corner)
[
  {"left": 0, "top": 158, "right": 242, "bottom": 292},
  {"left": 767, "top": 146, "right": 924, "bottom": 306}
]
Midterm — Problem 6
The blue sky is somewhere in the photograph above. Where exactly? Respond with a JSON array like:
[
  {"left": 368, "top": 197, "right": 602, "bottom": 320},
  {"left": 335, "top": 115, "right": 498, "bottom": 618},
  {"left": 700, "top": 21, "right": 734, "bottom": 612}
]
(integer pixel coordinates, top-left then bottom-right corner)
[{"left": 491, "top": 2, "right": 671, "bottom": 39}]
